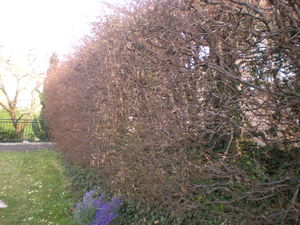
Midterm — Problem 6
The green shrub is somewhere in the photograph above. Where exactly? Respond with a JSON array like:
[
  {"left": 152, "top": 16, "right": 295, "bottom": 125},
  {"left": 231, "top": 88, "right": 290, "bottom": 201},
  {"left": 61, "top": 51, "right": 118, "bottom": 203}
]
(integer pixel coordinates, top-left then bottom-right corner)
[
  {"left": 63, "top": 159, "right": 104, "bottom": 201},
  {"left": 32, "top": 115, "right": 49, "bottom": 141},
  {"left": 0, "top": 127, "right": 19, "bottom": 142},
  {"left": 63, "top": 160, "right": 228, "bottom": 225}
]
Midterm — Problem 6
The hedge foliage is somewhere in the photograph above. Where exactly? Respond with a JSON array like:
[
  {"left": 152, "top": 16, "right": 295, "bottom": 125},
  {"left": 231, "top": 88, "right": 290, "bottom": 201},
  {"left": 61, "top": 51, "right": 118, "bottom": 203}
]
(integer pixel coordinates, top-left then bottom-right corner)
[{"left": 45, "top": 1, "right": 300, "bottom": 224}]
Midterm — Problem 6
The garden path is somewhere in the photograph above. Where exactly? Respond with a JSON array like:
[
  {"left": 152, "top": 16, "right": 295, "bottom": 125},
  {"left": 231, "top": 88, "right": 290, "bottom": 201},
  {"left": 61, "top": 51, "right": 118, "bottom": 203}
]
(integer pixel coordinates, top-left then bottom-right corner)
[{"left": 0, "top": 142, "right": 55, "bottom": 151}]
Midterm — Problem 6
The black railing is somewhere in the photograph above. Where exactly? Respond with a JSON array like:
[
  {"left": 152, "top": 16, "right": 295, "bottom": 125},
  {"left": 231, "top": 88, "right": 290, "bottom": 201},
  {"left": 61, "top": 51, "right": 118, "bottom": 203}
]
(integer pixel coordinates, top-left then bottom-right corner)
[{"left": 0, "top": 119, "right": 49, "bottom": 142}]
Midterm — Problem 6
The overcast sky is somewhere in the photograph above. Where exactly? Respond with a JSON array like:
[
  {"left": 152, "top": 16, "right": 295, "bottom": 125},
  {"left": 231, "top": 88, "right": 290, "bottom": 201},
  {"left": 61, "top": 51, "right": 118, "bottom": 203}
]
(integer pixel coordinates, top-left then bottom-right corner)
[{"left": 0, "top": 0, "right": 127, "bottom": 70}]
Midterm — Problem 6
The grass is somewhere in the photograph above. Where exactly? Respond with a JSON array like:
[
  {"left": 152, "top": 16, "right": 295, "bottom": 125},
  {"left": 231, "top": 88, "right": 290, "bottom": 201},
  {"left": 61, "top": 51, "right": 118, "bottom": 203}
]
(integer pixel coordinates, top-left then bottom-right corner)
[{"left": 0, "top": 150, "right": 75, "bottom": 225}]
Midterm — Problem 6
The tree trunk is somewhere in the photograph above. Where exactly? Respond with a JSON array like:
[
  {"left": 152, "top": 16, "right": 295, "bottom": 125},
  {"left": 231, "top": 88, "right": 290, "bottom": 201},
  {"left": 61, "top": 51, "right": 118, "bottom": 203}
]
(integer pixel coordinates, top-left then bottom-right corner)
[{"left": 9, "top": 112, "right": 26, "bottom": 139}]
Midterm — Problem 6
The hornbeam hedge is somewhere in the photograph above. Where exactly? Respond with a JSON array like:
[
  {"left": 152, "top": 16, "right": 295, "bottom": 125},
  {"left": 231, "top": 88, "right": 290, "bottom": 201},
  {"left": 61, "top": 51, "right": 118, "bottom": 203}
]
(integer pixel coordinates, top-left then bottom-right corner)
[{"left": 45, "top": 1, "right": 300, "bottom": 224}]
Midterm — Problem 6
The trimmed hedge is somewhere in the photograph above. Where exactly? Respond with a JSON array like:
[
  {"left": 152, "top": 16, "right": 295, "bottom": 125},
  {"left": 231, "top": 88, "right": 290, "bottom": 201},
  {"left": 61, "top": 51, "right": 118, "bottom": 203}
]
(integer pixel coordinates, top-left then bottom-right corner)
[{"left": 45, "top": 1, "right": 300, "bottom": 224}]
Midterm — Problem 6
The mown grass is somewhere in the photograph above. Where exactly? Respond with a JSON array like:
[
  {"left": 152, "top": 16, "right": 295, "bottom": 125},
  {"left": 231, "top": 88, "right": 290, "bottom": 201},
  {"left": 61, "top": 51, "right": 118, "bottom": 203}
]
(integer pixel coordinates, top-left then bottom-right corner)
[{"left": 0, "top": 150, "right": 75, "bottom": 225}]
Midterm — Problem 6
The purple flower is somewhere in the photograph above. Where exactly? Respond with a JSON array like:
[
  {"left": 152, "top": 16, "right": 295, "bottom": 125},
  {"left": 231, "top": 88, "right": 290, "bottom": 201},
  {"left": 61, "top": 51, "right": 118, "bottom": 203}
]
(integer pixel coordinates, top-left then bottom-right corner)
[
  {"left": 92, "top": 197, "right": 122, "bottom": 225},
  {"left": 75, "top": 189, "right": 122, "bottom": 225}
]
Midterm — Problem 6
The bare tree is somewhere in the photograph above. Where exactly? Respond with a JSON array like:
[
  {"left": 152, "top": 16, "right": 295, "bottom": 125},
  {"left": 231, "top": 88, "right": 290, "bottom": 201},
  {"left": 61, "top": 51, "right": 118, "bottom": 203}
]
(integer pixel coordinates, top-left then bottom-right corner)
[{"left": 0, "top": 55, "right": 45, "bottom": 137}]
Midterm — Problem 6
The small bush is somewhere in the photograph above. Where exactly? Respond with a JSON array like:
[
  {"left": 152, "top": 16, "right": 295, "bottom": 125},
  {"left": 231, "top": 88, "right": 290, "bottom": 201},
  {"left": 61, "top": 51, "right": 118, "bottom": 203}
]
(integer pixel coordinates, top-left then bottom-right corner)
[
  {"left": 0, "top": 128, "right": 19, "bottom": 142},
  {"left": 32, "top": 115, "right": 49, "bottom": 141},
  {"left": 64, "top": 162, "right": 224, "bottom": 225},
  {"left": 63, "top": 160, "right": 104, "bottom": 201}
]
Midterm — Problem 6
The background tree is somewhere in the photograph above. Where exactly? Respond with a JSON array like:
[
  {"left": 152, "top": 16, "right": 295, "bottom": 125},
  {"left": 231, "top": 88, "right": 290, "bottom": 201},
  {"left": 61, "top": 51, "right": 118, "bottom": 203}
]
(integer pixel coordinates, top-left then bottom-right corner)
[
  {"left": 31, "top": 52, "right": 59, "bottom": 141},
  {"left": 0, "top": 54, "right": 45, "bottom": 137}
]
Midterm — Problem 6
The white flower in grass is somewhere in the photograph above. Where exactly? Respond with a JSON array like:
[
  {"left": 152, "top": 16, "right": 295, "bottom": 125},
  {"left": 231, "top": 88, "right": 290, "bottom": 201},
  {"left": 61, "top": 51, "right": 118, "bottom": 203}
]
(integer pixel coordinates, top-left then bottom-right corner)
[{"left": 0, "top": 200, "right": 7, "bottom": 208}]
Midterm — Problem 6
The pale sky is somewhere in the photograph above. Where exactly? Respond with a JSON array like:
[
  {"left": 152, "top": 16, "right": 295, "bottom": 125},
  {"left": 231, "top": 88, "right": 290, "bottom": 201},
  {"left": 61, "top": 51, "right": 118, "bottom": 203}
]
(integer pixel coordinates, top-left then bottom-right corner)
[
  {"left": 0, "top": 0, "right": 128, "bottom": 108},
  {"left": 0, "top": 0, "right": 127, "bottom": 70}
]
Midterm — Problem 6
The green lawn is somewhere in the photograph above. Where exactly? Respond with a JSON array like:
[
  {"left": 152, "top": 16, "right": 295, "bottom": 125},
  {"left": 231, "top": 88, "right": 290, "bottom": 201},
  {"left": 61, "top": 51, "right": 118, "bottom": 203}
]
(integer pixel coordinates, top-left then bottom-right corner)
[{"left": 0, "top": 150, "right": 75, "bottom": 225}]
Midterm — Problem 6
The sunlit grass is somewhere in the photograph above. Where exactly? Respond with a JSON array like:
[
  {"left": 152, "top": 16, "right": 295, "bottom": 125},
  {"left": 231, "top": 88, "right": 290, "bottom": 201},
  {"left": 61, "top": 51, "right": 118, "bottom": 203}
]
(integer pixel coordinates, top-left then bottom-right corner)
[{"left": 0, "top": 150, "right": 75, "bottom": 225}]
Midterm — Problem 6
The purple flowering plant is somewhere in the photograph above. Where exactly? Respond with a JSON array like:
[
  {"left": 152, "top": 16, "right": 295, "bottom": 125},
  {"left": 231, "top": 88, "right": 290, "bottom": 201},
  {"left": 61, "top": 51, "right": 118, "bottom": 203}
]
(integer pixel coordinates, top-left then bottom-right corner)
[{"left": 75, "top": 188, "right": 122, "bottom": 225}]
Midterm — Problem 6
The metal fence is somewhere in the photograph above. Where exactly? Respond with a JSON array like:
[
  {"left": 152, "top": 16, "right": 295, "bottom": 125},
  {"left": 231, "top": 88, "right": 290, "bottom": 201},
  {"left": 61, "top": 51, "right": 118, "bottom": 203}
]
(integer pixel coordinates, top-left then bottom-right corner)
[{"left": 0, "top": 119, "right": 49, "bottom": 142}]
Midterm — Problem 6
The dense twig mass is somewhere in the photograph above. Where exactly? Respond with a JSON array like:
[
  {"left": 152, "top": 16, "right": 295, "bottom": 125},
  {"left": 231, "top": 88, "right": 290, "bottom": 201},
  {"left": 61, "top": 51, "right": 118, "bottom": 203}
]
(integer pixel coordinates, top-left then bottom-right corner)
[{"left": 45, "top": 1, "right": 300, "bottom": 224}]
